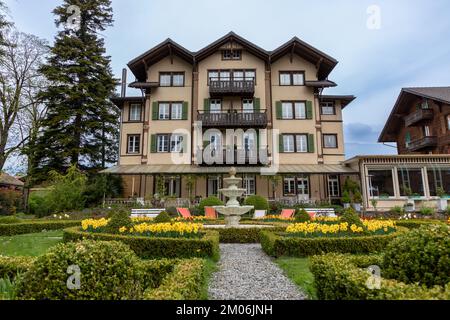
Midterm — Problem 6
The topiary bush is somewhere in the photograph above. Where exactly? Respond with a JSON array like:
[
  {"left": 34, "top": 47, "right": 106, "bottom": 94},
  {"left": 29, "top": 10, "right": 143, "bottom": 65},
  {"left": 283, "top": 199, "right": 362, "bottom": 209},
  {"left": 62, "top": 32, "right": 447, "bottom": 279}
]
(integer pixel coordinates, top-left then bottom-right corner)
[
  {"left": 382, "top": 224, "right": 450, "bottom": 288},
  {"left": 164, "top": 207, "right": 178, "bottom": 218},
  {"left": 339, "top": 207, "right": 363, "bottom": 228},
  {"left": 198, "top": 196, "right": 223, "bottom": 213},
  {"left": 104, "top": 208, "right": 132, "bottom": 234},
  {"left": 244, "top": 195, "right": 269, "bottom": 215},
  {"left": 16, "top": 240, "right": 144, "bottom": 300},
  {"left": 294, "top": 209, "right": 311, "bottom": 222},
  {"left": 154, "top": 211, "right": 172, "bottom": 223}
]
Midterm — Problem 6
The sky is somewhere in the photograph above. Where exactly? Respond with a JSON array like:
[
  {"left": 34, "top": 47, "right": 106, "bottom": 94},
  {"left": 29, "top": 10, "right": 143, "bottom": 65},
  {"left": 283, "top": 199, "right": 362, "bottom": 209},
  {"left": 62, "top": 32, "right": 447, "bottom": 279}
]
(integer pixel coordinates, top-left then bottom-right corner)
[{"left": 4, "top": 0, "right": 450, "bottom": 172}]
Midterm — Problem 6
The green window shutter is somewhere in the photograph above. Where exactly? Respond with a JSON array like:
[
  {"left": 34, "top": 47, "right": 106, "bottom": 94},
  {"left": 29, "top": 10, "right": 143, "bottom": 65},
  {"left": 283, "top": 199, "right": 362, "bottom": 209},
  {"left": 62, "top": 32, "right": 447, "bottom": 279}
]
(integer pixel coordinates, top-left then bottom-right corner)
[
  {"left": 182, "top": 102, "right": 189, "bottom": 120},
  {"left": 150, "top": 135, "right": 157, "bottom": 153},
  {"left": 308, "top": 134, "right": 315, "bottom": 153},
  {"left": 306, "top": 101, "right": 313, "bottom": 119},
  {"left": 204, "top": 99, "right": 210, "bottom": 113},
  {"left": 276, "top": 101, "right": 282, "bottom": 120},
  {"left": 279, "top": 135, "right": 284, "bottom": 153},
  {"left": 254, "top": 98, "right": 261, "bottom": 112},
  {"left": 152, "top": 102, "right": 159, "bottom": 121},
  {"left": 405, "top": 132, "right": 411, "bottom": 146}
]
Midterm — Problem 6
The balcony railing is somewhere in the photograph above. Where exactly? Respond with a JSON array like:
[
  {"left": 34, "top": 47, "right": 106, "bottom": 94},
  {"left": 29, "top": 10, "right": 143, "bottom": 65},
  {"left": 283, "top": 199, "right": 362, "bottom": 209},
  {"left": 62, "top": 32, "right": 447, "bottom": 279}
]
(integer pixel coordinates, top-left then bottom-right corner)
[
  {"left": 198, "top": 110, "right": 268, "bottom": 128},
  {"left": 407, "top": 136, "right": 438, "bottom": 152},
  {"left": 197, "top": 148, "right": 270, "bottom": 166},
  {"left": 404, "top": 109, "right": 434, "bottom": 127},
  {"left": 209, "top": 80, "right": 255, "bottom": 97}
]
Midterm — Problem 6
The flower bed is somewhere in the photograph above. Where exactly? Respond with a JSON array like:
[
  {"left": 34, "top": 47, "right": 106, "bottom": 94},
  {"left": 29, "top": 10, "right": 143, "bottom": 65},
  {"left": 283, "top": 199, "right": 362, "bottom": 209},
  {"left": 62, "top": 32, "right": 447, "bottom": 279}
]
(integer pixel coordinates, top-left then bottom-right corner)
[
  {"left": 310, "top": 253, "right": 450, "bottom": 300},
  {"left": 63, "top": 227, "right": 220, "bottom": 260},
  {"left": 0, "top": 220, "right": 81, "bottom": 236},
  {"left": 0, "top": 256, "right": 35, "bottom": 279},
  {"left": 254, "top": 215, "right": 295, "bottom": 223}
]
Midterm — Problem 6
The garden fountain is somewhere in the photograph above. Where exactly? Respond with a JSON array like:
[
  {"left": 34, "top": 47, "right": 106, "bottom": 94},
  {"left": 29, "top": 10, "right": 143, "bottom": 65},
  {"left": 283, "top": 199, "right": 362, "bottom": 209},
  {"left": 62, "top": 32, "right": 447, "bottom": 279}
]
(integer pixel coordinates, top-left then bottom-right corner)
[{"left": 214, "top": 167, "right": 254, "bottom": 228}]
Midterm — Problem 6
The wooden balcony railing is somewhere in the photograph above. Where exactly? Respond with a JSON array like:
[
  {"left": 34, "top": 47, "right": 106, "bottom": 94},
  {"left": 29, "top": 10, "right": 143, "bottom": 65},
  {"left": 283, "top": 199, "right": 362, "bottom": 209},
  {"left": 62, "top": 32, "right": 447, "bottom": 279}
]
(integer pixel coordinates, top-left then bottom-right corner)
[
  {"left": 198, "top": 110, "right": 268, "bottom": 128},
  {"left": 209, "top": 80, "right": 255, "bottom": 97},
  {"left": 404, "top": 109, "right": 434, "bottom": 127},
  {"left": 407, "top": 136, "right": 438, "bottom": 152}
]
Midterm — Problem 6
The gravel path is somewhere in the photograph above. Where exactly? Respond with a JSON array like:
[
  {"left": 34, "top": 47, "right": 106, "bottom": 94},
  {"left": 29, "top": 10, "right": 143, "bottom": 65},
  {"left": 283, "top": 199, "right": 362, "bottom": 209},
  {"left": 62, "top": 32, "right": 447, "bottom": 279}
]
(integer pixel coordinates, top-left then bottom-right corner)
[{"left": 208, "top": 244, "right": 307, "bottom": 300}]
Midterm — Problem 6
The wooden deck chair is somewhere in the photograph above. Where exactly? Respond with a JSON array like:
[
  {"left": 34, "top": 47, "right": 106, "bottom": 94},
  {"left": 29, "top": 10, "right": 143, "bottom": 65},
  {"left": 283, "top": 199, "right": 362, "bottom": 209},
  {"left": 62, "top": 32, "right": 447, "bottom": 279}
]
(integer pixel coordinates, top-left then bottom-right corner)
[
  {"left": 205, "top": 207, "right": 218, "bottom": 219},
  {"left": 253, "top": 210, "right": 267, "bottom": 219},
  {"left": 280, "top": 209, "right": 295, "bottom": 219},
  {"left": 176, "top": 208, "right": 192, "bottom": 219}
]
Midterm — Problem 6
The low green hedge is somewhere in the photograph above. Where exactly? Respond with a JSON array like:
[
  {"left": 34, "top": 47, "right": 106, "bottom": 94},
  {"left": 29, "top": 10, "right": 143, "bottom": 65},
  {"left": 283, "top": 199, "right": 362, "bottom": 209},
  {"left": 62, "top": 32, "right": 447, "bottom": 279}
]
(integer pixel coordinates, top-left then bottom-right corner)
[
  {"left": 144, "top": 258, "right": 207, "bottom": 300},
  {"left": 260, "top": 229, "right": 405, "bottom": 257},
  {"left": 395, "top": 219, "right": 445, "bottom": 229},
  {"left": 0, "top": 256, "right": 35, "bottom": 279},
  {"left": 139, "top": 259, "right": 176, "bottom": 289},
  {"left": 63, "top": 227, "right": 220, "bottom": 260},
  {"left": 217, "top": 226, "right": 286, "bottom": 243},
  {"left": 0, "top": 220, "right": 80, "bottom": 236},
  {"left": 310, "top": 253, "right": 450, "bottom": 300}
]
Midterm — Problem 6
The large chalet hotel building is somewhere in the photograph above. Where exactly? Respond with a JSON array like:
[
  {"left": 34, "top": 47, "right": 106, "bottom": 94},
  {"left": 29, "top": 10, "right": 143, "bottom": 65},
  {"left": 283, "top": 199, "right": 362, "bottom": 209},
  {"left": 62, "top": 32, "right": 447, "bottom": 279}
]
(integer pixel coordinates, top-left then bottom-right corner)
[{"left": 108, "top": 32, "right": 357, "bottom": 202}]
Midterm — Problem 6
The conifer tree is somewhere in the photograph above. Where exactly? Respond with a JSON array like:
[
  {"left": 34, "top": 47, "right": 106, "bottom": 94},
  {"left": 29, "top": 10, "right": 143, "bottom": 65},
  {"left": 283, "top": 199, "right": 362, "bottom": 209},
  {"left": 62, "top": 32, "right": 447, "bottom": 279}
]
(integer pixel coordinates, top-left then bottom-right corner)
[{"left": 34, "top": 0, "right": 119, "bottom": 181}]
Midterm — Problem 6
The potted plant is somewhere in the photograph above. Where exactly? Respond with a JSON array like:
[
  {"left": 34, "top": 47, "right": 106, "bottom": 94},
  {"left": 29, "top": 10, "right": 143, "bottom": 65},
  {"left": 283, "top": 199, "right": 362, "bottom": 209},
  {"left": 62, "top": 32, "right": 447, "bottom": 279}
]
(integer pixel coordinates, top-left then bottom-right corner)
[
  {"left": 436, "top": 187, "right": 448, "bottom": 212},
  {"left": 352, "top": 191, "right": 363, "bottom": 212},
  {"left": 370, "top": 198, "right": 378, "bottom": 212},
  {"left": 341, "top": 191, "right": 351, "bottom": 209}
]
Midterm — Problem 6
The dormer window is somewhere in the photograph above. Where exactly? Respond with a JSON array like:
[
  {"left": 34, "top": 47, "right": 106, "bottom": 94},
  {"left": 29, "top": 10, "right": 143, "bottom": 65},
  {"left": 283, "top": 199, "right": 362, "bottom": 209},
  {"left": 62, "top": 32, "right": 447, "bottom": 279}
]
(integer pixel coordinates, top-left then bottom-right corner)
[{"left": 222, "top": 49, "right": 241, "bottom": 60}]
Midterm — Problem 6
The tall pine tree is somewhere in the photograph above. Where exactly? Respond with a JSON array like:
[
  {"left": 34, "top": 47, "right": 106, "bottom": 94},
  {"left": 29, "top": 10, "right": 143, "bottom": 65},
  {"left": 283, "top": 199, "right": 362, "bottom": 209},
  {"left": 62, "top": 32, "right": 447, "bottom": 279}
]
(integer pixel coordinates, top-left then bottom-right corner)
[{"left": 33, "top": 0, "right": 119, "bottom": 181}]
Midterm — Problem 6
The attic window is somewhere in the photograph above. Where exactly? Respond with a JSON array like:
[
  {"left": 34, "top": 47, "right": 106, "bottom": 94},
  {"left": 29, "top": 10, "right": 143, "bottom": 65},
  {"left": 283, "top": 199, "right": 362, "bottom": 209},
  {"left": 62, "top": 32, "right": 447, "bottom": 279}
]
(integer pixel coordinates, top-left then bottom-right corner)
[{"left": 222, "top": 50, "right": 241, "bottom": 60}]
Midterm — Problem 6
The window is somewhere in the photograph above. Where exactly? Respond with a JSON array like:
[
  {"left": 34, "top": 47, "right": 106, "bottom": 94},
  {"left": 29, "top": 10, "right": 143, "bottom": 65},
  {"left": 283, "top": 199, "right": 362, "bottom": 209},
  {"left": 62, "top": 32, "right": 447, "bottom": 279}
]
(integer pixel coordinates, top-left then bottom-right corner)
[
  {"left": 282, "top": 102, "right": 294, "bottom": 119},
  {"left": 283, "top": 176, "right": 309, "bottom": 196},
  {"left": 423, "top": 126, "right": 431, "bottom": 137},
  {"left": 283, "top": 135, "right": 295, "bottom": 153},
  {"left": 245, "top": 70, "right": 256, "bottom": 81},
  {"left": 164, "top": 177, "right": 181, "bottom": 197},
  {"left": 171, "top": 103, "right": 183, "bottom": 120},
  {"left": 208, "top": 69, "right": 256, "bottom": 84},
  {"left": 368, "top": 170, "right": 394, "bottom": 198},
  {"left": 398, "top": 168, "right": 425, "bottom": 197},
  {"left": 296, "top": 135, "right": 308, "bottom": 153},
  {"left": 243, "top": 176, "right": 256, "bottom": 196},
  {"left": 157, "top": 135, "right": 169, "bottom": 153},
  {"left": 281, "top": 101, "right": 306, "bottom": 119},
  {"left": 159, "top": 72, "right": 184, "bottom": 87},
  {"left": 279, "top": 71, "right": 305, "bottom": 86},
  {"left": 244, "top": 132, "right": 256, "bottom": 152},
  {"left": 233, "top": 70, "right": 244, "bottom": 81},
  {"left": 323, "top": 134, "right": 338, "bottom": 148},
  {"left": 127, "top": 135, "right": 140, "bottom": 154},
  {"left": 243, "top": 99, "right": 254, "bottom": 113},
  {"left": 158, "top": 103, "right": 170, "bottom": 120},
  {"left": 328, "top": 175, "right": 340, "bottom": 197},
  {"left": 284, "top": 177, "right": 296, "bottom": 195},
  {"left": 207, "top": 177, "right": 221, "bottom": 197},
  {"left": 447, "top": 115, "right": 450, "bottom": 131},
  {"left": 129, "top": 104, "right": 142, "bottom": 121},
  {"left": 170, "top": 135, "right": 184, "bottom": 153},
  {"left": 294, "top": 102, "right": 306, "bottom": 119},
  {"left": 210, "top": 100, "right": 222, "bottom": 113},
  {"left": 222, "top": 49, "right": 241, "bottom": 60},
  {"left": 321, "top": 102, "right": 335, "bottom": 115},
  {"left": 296, "top": 176, "right": 309, "bottom": 196},
  {"left": 220, "top": 71, "right": 231, "bottom": 81},
  {"left": 427, "top": 167, "right": 450, "bottom": 196}
]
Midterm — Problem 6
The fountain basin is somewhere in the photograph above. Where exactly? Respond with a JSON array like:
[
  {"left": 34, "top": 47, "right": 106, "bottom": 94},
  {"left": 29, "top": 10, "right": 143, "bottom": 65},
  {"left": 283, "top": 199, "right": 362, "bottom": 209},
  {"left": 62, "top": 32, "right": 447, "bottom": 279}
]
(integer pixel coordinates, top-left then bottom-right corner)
[{"left": 214, "top": 205, "right": 254, "bottom": 228}]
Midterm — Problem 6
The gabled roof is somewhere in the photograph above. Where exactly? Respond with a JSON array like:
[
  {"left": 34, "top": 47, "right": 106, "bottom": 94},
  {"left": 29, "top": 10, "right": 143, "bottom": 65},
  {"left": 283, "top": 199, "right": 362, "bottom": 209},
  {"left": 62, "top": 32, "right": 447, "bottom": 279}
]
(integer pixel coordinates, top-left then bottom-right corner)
[
  {"left": 379, "top": 86, "right": 450, "bottom": 142},
  {"left": 0, "top": 173, "right": 24, "bottom": 187},
  {"left": 127, "top": 32, "right": 339, "bottom": 82}
]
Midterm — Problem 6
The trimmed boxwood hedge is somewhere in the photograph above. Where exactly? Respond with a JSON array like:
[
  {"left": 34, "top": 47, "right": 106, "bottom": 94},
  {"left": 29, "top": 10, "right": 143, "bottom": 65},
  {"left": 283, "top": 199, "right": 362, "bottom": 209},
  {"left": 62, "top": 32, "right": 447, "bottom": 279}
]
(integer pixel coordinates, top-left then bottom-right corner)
[
  {"left": 63, "top": 227, "right": 220, "bottom": 260},
  {"left": 260, "top": 229, "right": 406, "bottom": 257},
  {"left": 139, "top": 259, "right": 176, "bottom": 289},
  {"left": 217, "top": 226, "right": 286, "bottom": 243},
  {"left": 0, "top": 220, "right": 80, "bottom": 236},
  {"left": 144, "top": 258, "right": 207, "bottom": 300},
  {"left": 0, "top": 256, "right": 35, "bottom": 279},
  {"left": 395, "top": 219, "right": 445, "bottom": 229},
  {"left": 310, "top": 253, "right": 450, "bottom": 300}
]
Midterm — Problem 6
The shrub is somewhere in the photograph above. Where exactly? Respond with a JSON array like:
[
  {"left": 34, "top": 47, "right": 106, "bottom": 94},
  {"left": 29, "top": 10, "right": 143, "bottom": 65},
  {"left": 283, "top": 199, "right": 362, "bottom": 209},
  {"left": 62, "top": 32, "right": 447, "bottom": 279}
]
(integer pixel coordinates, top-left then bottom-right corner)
[
  {"left": 446, "top": 206, "right": 450, "bottom": 216},
  {"left": 383, "top": 225, "right": 450, "bottom": 288},
  {"left": 139, "top": 259, "right": 175, "bottom": 289},
  {"left": 390, "top": 206, "right": 404, "bottom": 217},
  {"left": 198, "top": 196, "right": 223, "bottom": 213},
  {"left": 294, "top": 209, "right": 311, "bottom": 223},
  {"left": 0, "top": 188, "right": 23, "bottom": 216},
  {"left": 28, "top": 193, "right": 53, "bottom": 218},
  {"left": 144, "top": 259, "right": 207, "bottom": 300},
  {"left": 154, "top": 211, "right": 172, "bottom": 223},
  {"left": 0, "top": 216, "right": 21, "bottom": 224},
  {"left": 83, "top": 174, "right": 123, "bottom": 207},
  {"left": 395, "top": 219, "right": 444, "bottom": 230},
  {"left": 419, "top": 206, "right": 435, "bottom": 216},
  {"left": 353, "top": 191, "right": 363, "bottom": 204},
  {"left": 104, "top": 208, "right": 132, "bottom": 234},
  {"left": 63, "top": 227, "right": 220, "bottom": 260},
  {"left": 0, "top": 256, "right": 35, "bottom": 279},
  {"left": 0, "top": 220, "right": 80, "bottom": 236},
  {"left": 164, "top": 207, "right": 178, "bottom": 218},
  {"left": 16, "top": 240, "right": 144, "bottom": 300},
  {"left": 339, "top": 207, "right": 363, "bottom": 228},
  {"left": 341, "top": 191, "right": 351, "bottom": 204},
  {"left": 243, "top": 195, "right": 269, "bottom": 215},
  {"left": 218, "top": 226, "right": 285, "bottom": 243},
  {"left": 310, "top": 253, "right": 450, "bottom": 300}
]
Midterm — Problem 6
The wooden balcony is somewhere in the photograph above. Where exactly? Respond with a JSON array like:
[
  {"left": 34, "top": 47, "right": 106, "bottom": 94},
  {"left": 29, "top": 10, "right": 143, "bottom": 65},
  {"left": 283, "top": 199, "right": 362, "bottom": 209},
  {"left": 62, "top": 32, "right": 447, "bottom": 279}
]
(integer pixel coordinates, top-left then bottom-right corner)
[
  {"left": 198, "top": 111, "right": 268, "bottom": 128},
  {"left": 404, "top": 109, "right": 434, "bottom": 127},
  {"left": 439, "top": 132, "right": 450, "bottom": 146},
  {"left": 198, "top": 148, "right": 269, "bottom": 166},
  {"left": 209, "top": 80, "right": 255, "bottom": 97},
  {"left": 407, "top": 136, "right": 438, "bottom": 152}
]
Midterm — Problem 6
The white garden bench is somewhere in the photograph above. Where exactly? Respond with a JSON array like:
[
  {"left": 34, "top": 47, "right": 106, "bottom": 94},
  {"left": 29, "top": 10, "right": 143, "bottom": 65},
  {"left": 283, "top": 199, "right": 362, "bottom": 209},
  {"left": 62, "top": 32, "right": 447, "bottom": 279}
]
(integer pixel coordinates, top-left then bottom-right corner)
[
  {"left": 304, "top": 208, "right": 337, "bottom": 218},
  {"left": 130, "top": 208, "right": 165, "bottom": 218}
]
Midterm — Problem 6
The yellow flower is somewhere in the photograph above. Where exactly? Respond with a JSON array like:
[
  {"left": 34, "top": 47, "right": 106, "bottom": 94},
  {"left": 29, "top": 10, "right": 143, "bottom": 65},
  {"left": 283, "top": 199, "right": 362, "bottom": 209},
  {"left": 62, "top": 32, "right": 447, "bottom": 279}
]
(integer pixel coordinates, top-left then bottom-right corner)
[{"left": 119, "top": 226, "right": 127, "bottom": 233}]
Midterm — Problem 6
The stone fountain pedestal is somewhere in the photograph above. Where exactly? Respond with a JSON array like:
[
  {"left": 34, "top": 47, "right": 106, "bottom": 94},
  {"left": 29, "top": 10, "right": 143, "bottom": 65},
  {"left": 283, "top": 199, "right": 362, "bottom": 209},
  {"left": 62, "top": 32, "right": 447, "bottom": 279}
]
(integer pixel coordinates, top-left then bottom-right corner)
[{"left": 214, "top": 168, "right": 254, "bottom": 228}]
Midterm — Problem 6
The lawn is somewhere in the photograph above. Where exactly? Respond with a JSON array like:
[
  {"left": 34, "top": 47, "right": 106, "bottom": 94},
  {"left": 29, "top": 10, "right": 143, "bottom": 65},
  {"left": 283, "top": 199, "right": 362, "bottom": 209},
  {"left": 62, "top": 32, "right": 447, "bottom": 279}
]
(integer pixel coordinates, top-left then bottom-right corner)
[
  {"left": 276, "top": 257, "right": 317, "bottom": 300},
  {"left": 0, "top": 230, "right": 63, "bottom": 257}
]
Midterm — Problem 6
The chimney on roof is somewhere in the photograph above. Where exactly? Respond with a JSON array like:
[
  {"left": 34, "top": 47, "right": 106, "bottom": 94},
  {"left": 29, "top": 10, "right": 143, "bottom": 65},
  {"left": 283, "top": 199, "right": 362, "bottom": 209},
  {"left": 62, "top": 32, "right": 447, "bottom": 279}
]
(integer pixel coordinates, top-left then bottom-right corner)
[{"left": 121, "top": 68, "right": 127, "bottom": 97}]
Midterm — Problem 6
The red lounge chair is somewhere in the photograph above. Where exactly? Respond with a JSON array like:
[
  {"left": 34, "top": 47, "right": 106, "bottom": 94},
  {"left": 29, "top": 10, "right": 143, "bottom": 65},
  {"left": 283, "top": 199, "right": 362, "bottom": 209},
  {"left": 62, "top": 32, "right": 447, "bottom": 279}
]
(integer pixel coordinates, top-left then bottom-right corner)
[
  {"left": 205, "top": 207, "right": 218, "bottom": 219},
  {"left": 280, "top": 209, "right": 295, "bottom": 219},
  {"left": 306, "top": 211, "right": 316, "bottom": 219},
  {"left": 177, "top": 208, "right": 192, "bottom": 219}
]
